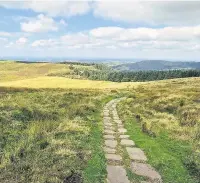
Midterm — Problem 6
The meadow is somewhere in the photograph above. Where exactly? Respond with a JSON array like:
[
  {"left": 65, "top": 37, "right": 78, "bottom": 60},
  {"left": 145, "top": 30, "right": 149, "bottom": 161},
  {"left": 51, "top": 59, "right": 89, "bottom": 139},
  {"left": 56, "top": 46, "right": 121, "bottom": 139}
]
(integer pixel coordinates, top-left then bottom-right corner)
[
  {"left": 118, "top": 78, "right": 200, "bottom": 183},
  {"left": 0, "top": 61, "right": 137, "bottom": 89},
  {"left": 0, "top": 61, "right": 200, "bottom": 183},
  {"left": 0, "top": 87, "right": 119, "bottom": 182}
]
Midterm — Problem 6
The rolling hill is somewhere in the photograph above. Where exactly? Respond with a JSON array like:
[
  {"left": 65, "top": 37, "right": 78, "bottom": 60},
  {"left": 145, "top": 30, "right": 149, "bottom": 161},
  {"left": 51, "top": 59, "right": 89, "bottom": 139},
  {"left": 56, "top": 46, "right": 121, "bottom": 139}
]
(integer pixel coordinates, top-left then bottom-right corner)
[
  {"left": 112, "top": 60, "right": 200, "bottom": 71},
  {"left": 0, "top": 61, "right": 199, "bottom": 183}
]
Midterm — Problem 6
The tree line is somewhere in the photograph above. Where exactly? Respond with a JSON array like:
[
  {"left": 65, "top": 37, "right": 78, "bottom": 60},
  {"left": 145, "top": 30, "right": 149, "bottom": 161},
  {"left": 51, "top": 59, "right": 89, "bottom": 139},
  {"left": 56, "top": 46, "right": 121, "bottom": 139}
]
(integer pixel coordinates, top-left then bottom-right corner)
[{"left": 73, "top": 66, "right": 200, "bottom": 82}]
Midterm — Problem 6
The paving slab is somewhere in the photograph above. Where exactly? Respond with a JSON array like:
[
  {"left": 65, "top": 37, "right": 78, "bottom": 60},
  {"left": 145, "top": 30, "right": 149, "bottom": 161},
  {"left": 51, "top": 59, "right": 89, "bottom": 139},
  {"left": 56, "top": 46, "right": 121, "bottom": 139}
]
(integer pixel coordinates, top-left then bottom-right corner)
[
  {"left": 104, "top": 122, "right": 113, "bottom": 126},
  {"left": 104, "top": 130, "right": 115, "bottom": 135},
  {"left": 104, "top": 117, "right": 111, "bottom": 120},
  {"left": 115, "top": 120, "right": 122, "bottom": 124},
  {"left": 106, "top": 154, "right": 122, "bottom": 162},
  {"left": 126, "top": 147, "right": 147, "bottom": 161},
  {"left": 131, "top": 162, "right": 162, "bottom": 182},
  {"left": 104, "top": 120, "right": 111, "bottom": 124},
  {"left": 104, "top": 126, "right": 115, "bottom": 130},
  {"left": 104, "top": 135, "right": 115, "bottom": 139},
  {"left": 113, "top": 116, "right": 119, "bottom": 119},
  {"left": 119, "top": 135, "right": 130, "bottom": 139},
  {"left": 105, "top": 140, "right": 117, "bottom": 148},
  {"left": 107, "top": 166, "right": 130, "bottom": 183},
  {"left": 104, "top": 147, "right": 116, "bottom": 154},
  {"left": 121, "top": 139, "right": 135, "bottom": 146},
  {"left": 118, "top": 128, "right": 127, "bottom": 133},
  {"left": 117, "top": 124, "right": 124, "bottom": 128},
  {"left": 104, "top": 110, "right": 109, "bottom": 112},
  {"left": 112, "top": 112, "right": 118, "bottom": 115}
]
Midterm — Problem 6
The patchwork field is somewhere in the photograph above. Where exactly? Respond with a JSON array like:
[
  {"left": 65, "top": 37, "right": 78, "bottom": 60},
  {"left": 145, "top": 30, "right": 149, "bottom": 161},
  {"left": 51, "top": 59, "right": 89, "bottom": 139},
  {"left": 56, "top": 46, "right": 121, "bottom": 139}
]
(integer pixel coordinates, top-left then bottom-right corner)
[{"left": 0, "top": 61, "right": 200, "bottom": 183}]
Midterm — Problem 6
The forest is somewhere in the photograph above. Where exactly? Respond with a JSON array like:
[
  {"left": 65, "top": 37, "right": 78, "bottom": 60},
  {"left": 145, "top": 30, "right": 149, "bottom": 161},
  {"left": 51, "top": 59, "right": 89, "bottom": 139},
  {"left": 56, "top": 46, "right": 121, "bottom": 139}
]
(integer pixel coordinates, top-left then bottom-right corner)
[{"left": 72, "top": 64, "right": 200, "bottom": 82}]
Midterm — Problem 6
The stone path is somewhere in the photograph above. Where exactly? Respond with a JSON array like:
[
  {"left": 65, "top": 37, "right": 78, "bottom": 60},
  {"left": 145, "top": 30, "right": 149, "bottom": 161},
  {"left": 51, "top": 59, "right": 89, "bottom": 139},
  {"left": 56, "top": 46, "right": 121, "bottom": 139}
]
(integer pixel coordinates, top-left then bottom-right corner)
[{"left": 103, "top": 98, "right": 162, "bottom": 183}]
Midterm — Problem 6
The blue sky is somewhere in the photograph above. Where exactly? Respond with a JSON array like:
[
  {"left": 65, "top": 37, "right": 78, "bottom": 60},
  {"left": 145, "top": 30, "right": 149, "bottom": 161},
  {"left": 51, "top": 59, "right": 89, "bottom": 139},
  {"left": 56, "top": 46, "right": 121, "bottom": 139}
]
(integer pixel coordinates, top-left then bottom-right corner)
[{"left": 1, "top": 1, "right": 200, "bottom": 60}]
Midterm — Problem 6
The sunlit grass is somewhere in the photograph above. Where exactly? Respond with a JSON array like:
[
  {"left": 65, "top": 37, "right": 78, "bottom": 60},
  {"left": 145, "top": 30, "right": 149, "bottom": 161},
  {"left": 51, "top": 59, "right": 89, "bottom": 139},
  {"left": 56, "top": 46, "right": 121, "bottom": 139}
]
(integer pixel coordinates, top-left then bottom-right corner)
[
  {"left": 0, "top": 61, "right": 70, "bottom": 81},
  {"left": 0, "top": 76, "right": 140, "bottom": 89},
  {"left": 1, "top": 61, "right": 200, "bottom": 182},
  {"left": 118, "top": 77, "right": 200, "bottom": 182},
  {"left": 0, "top": 88, "right": 116, "bottom": 182}
]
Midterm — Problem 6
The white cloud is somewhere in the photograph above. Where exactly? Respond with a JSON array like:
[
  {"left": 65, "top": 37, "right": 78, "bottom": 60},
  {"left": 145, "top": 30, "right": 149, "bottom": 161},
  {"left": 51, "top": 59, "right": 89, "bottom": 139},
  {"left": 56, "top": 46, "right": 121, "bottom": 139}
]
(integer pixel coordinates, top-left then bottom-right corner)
[
  {"left": 28, "top": 25, "right": 200, "bottom": 53},
  {"left": 5, "top": 42, "right": 14, "bottom": 48},
  {"left": 90, "top": 27, "right": 124, "bottom": 38},
  {"left": 0, "top": 32, "right": 11, "bottom": 37},
  {"left": 5, "top": 37, "right": 28, "bottom": 47},
  {"left": 16, "top": 37, "right": 28, "bottom": 45},
  {"left": 21, "top": 14, "right": 58, "bottom": 33},
  {"left": 90, "top": 26, "right": 200, "bottom": 42},
  {"left": 59, "top": 19, "right": 67, "bottom": 26},
  {"left": 1, "top": 1, "right": 200, "bottom": 27},
  {"left": 61, "top": 33, "right": 89, "bottom": 46},
  {"left": 31, "top": 39, "right": 57, "bottom": 47},
  {"left": 93, "top": 1, "right": 200, "bottom": 26},
  {"left": 0, "top": 0, "right": 90, "bottom": 17}
]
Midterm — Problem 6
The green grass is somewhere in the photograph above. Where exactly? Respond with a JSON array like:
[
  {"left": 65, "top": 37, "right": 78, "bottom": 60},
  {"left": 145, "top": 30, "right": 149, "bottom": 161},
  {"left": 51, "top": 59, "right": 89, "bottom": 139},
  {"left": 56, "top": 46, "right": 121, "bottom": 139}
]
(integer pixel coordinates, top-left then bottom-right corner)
[
  {"left": 83, "top": 95, "right": 115, "bottom": 182},
  {"left": 117, "top": 86, "right": 200, "bottom": 183},
  {"left": 1, "top": 61, "right": 200, "bottom": 182},
  {"left": 0, "top": 87, "right": 117, "bottom": 183},
  {"left": 124, "top": 117, "right": 196, "bottom": 183}
]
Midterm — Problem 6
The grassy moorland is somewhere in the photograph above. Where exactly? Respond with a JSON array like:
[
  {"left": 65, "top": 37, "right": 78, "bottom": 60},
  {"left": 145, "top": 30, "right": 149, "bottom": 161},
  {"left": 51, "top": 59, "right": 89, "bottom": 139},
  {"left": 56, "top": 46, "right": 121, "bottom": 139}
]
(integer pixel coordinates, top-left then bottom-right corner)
[
  {"left": 0, "top": 61, "right": 137, "bottom": 89},
  {"left": 0, "top": 87, "right": 119, "bottom": 183},
  {"left": 118, "top": 78, "right": 200, "bottom": 183},
  {"left": 0, "top": 61, "right": 71, "bottom": 82},
  {"left": 0, "top": 61, "right": 123, "bottom": 183},
  {"left": 0, "top": 61, "right": 200, "bottom": 183},
  {"left": 0, "top": 76, "right": 137, "bottom": 89}
]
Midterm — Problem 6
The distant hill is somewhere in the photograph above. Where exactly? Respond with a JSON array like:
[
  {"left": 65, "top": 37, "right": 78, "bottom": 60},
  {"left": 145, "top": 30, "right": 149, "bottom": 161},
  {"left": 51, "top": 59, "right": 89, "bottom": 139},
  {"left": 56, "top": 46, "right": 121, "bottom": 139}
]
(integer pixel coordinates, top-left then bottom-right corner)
[{"left": 112, "top": 60, "right": 200, "bottom": 71}]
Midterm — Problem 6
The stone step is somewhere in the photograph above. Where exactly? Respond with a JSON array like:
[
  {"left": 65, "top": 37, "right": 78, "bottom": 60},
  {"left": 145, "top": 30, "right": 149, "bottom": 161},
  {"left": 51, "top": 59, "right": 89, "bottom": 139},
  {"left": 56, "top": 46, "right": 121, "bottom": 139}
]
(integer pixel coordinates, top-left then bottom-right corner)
[
  {"left": 115, "top": 120, "right": 122, "bottom": 124},
  {"left": 130, "top": 162, "right": 162, "bottom": 182},
  {"left": 106, "top": 154, "right": 122, "bottom": 162},
  {"left": 105, "top": 140, "right": 117, "bottom": 148},
  {"left": 104, "top": 117, "right": 111, "bottom": 120},
  {"left": 120, "top": 139, "right": 135, "bottom": 146},
  {"left": 126, "top": 147, "right": 147, "bottom": 161},
  {"left": 104, "top": 110, "right": 109, "bottom": 112},
  {"left": 104, "top": 147, "right": 116, "bottom": 154},
  {"left": 119, "top": 135, "right": 130, "bottom": 139},
  {"left": 118, "top": 128, "right": 127, "bottom": 133},
  {"left": 104, "top": 130, "right": 116, "bottom": 135},
  {"left": 104, "top": 118, "right": 111, "bottom": 121},
  {"left": 107, "top": 166, "right": 130, "bottom": 183},
  {"left": 117, "top": 124, "right": 124, "bottom": 128},
  {"left": 104, "top": 135, "right": 115, "bottom": 139},
  {"left": 104, "top": 123, "right": 113, "bottom": 126},
  {"left": 104, "top": 126, "right": 115, "bottom": 130}
]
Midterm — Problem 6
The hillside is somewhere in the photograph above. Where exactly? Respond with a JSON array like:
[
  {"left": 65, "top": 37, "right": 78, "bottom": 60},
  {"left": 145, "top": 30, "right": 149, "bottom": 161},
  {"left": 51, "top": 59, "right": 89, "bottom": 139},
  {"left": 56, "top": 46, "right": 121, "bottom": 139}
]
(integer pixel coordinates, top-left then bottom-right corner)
[
  {"left": 118, "top": 78, "right": 200, "bottom": 182},
  {"left": 113, "top": 60, "right": 200, "bottom": 71},
  {"left": 0, "top": 61, "right": 199, "bottom": 183}
]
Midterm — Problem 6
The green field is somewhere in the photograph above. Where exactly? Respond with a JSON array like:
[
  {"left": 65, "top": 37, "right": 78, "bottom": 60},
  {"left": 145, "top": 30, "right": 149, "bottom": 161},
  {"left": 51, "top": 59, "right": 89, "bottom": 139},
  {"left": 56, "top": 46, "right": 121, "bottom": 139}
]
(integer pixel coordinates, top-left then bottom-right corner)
[{"left": 0, "top": 61, "right": 200, "bottom": 183}]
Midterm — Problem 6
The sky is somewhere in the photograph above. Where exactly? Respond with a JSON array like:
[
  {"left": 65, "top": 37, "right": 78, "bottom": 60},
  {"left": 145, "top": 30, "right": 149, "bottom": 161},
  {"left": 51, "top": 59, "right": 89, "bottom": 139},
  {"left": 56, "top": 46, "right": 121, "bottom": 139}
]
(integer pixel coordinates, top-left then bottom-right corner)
[{"left": 1, "top": 0, "right": 200, "bottom": 60}]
